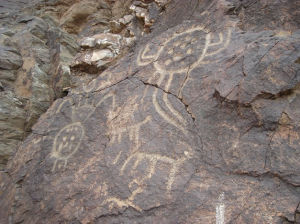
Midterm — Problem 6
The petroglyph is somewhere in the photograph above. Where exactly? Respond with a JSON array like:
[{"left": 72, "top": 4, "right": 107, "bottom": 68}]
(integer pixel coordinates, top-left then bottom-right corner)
[
  {"left": 98, "top": 142, "right": 193, "bottom": 212},
  {"left": 112, "top": 151, "right": 122, "bottom": 165},
  {"left": 51, "top": 92, "right": 116, "bottom": 172},
  {"left": 33, "top": 136, "right": 47, "bottom": 145},
  {"left": 108, "top": 116, "right": 151, "bottom": 147},
  {"left": 104, "top": 197, "right": 142, "bottom": 212},
  {"left": 137, "top": 24, "right": 232, "bottom": 134},
  {"left": 153, "top": 88, "right": 187, "bottom": 135},
  {"left": 82, "top": 71, "right": 112, "bottom": 93},
  {"left": 107, "top": 96, "right": 150, "bottom": 148},
  {"left": 120, "top": 143, "right": 193, "bottom": 196},
  {"left": 51, "top": 122, "right": 85, "bottom": 172}
]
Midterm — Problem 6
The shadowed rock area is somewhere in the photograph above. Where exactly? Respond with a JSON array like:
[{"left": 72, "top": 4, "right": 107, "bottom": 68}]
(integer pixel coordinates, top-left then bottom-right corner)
[{"left": 0, "top": 0, "right": 300, "bottom": 223}]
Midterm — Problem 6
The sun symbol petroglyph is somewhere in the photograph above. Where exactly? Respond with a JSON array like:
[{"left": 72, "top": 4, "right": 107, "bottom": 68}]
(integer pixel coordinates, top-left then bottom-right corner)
[
  {"left": 138, "top": 24, "right": 232, "bottom": 135},
  {"left": 51, "top": 92, "right": 116, "bottom": 172}
]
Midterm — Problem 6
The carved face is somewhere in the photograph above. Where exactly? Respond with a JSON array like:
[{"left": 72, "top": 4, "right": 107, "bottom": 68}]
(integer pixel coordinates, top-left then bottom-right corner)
[
  {"left": 156, "top": 29, "right": 207, "bottom": 72},
  {"left": 52, "top": 122, "right": 84, "bottom": 159}
]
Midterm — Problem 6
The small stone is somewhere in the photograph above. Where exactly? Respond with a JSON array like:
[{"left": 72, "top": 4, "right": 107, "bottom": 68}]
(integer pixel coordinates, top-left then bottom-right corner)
[
  {"left": 79, "top": 37, "right": 96, "bottom": 48},
  {"left": 91, "top": 49, "right": 114, "bottom": 62}
]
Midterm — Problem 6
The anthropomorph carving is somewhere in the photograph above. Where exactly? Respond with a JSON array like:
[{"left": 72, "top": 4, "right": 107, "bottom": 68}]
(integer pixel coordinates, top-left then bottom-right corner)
[
  {"left": 138, "top": 24, "right": 231, "bottom": 135},
  {"left": 51, "top": 93, "right": 116, "bottom": 172}
]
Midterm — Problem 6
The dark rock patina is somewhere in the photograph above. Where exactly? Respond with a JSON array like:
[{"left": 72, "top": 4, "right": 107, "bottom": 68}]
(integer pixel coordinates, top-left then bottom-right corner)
[{"left": 0, "top": 0, "right": 300, "bottom": 223}]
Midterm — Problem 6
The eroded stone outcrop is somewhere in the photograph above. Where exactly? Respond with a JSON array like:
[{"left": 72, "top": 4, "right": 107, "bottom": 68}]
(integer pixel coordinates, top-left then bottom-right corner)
[
  {"left": 0, "top": 0, "right": 152, "bottom": 169},
  {"left": 0, "top": 0, "right": 299, "bottom": 223},
  {"left": 0, "top": 12, "right": 79, "bottom": 169}
]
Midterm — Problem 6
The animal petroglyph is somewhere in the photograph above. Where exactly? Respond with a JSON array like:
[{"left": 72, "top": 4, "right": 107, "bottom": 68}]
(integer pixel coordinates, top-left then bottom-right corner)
[
  {"left": 120, "top": 152, "right": 186, "bottom": 195},
  {"left": 107, "top": 96, "right": 150, "bottom": 149},
  {"left": 137, "top": 24, "right": 231, "bottom": 135},
  {"left": 108, "top": 116, "right": 151, "bottom": 147},
  {"left": 51, "top": 92, "right": 116, "bottom": 172},
  {"left": 100, "top": 142, "right": 193, "bottom": 212},
  {"left": 120, "top": 141, "right": 193, "bottom": 196}
]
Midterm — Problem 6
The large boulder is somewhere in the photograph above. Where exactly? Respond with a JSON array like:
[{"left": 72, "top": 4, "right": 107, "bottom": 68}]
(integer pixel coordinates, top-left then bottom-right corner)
[{"left": 0, "top": 0, "right": 300, "bottom": 223}]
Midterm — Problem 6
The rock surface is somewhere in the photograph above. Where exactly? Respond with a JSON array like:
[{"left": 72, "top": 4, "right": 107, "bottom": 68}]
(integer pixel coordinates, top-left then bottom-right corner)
[
  {"left": 0, "top": 7, "right": 79, "bottom": 169},
  {"left": 0, "top": 0, "right": 148, "bottom": 169},
  {"left": 0, "top": 0, "right": 300, "bottom": 223}
]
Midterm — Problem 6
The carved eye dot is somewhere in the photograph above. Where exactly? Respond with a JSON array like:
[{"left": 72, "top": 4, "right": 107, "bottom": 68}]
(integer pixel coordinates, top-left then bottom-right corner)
[
  {"left": 168, "top": 48, "right": 174, "bottom": 54},
  {"left": 185, "top": 36, "right": 191, "bottom": 41},
  {"left": 174, "top": 41, "right": 180, "bottom": 47},
  {"left": 165, "top": 59, "right": 172, "bottom": 66},
  {"left": 173, "top": 55, "right": 182, "bottom": 61},
  {"left": 180, "top": 44, "right": 186, "bottom": 49}
]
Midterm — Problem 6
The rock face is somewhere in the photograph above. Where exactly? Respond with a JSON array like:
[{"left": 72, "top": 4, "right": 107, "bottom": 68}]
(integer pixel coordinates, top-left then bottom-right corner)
[
  {"left": 0, "top": 0, "right": 150, "bottom": 169},
  {"left": 1, "top": 0, "right": 300, "bottom": 223},
  {"left": 0, "top": 7, "right": 79, "bottom": 168}
]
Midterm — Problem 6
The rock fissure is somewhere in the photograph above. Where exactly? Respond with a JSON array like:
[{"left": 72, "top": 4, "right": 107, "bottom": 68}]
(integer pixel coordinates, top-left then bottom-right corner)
[{"left": 134, "top": 76, "right": 196, "bottom": 122}]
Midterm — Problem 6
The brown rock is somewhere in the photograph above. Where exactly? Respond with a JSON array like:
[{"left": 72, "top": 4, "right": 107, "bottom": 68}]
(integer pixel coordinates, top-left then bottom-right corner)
[{"left": 0, "top": 0, "right": 300, "bottom": 223}]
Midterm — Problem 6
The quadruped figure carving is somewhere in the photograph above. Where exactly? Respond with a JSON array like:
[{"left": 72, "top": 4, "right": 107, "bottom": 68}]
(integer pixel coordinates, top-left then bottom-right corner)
[
  {"left": 106, "top": 96, "right": 151, "bottom": 150},
  {"left": 101, "top": 141, "right": 193, "bottom": 212}
]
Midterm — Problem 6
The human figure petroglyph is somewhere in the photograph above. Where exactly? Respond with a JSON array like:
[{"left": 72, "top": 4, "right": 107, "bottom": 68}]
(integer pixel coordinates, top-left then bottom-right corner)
[
  {"left": 138, "top": 24, "right": 232, "bottom": 135},
  {"left": 51, "top": 122, "right": 84, "bottom": 172},
  {"left": 51, "top": 92, "right": 116, "bottom": 172}
]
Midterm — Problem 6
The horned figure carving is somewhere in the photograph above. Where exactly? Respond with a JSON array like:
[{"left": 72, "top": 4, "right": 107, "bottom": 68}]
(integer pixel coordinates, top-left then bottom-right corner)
[
  {"left": 137, "top": 23, "right": 231, "bottom": 135},
  {"left": 106, "top": 96, "right": 151, "bottom": 149}
]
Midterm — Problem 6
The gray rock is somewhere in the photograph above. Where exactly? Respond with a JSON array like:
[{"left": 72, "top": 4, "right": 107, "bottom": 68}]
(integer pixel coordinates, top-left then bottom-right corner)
[
  {"left": 0, "top": 91, "right": 26, "bottom": 169},
  {"left": 0, "top": 46, "right": 23, "bottom": 70}
]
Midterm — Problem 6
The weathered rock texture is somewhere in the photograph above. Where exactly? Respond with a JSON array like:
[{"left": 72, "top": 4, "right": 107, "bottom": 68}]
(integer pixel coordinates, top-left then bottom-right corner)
[
  {"left": 0, "top": 5, "right": 79, "bottom": 168},
  {"left": 1, "top": 0, "right": 300, "bottom": 223},
  {"left": 0, "top": 0, "right": 154, "bottom": 169}
]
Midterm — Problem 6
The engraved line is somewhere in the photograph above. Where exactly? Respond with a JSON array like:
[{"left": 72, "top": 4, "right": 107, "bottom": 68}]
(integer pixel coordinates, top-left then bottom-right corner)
[
  {"left": 204, "top": 29, "right": 232, "bottom": 57},
  {"left": 208, "top": 32, "right": 223, "bottom": 47},
  {"left": 163, "top": 92, "right": 186, "bottom": 125},
  {"left": 153, "top": 88, "right": 187, "bottom": 135}
]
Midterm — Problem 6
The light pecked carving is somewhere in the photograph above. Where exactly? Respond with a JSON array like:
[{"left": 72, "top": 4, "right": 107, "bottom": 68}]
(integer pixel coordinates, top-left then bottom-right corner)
[
  {"left": 51, "top": 92, "right": 116, "bottom": 172},
  {"left": 137, "top": 24, "right": 232, "bottom": 135},
  {"left": 106, "top": 96, "right": 151, "bottom": 149}
]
